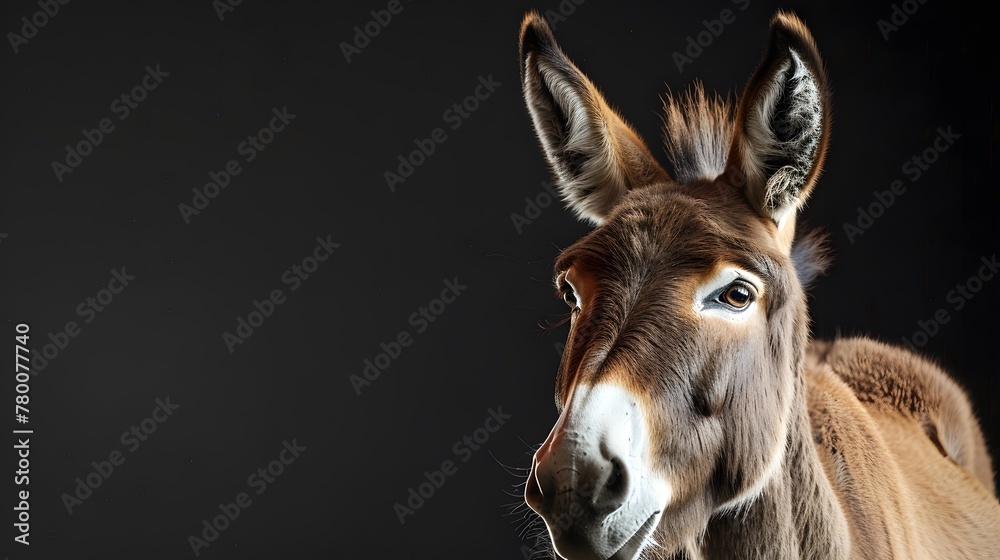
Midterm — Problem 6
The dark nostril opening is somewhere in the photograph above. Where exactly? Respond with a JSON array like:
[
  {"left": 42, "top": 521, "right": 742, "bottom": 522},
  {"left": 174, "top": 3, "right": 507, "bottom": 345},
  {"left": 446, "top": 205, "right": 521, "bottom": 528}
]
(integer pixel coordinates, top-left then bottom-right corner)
[
  {"left": 592, "top": 456, "right": 628, "bottom": 515},
  {"left": 605, "top": 458, "right": 623, "bottom": 493}
]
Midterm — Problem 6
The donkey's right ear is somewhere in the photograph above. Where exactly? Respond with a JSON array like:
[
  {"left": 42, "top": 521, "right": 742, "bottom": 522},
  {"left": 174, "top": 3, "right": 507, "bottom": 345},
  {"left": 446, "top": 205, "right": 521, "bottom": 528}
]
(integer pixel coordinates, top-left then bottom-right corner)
[{"left": 519, "top": 12, "right": 669, "bottom": 226}]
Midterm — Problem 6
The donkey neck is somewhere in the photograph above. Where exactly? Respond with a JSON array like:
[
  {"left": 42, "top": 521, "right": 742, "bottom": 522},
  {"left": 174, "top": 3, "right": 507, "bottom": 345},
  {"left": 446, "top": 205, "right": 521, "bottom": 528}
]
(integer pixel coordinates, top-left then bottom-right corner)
[{"left": 700, "top": 378, "right": 851, "bottom": 560}]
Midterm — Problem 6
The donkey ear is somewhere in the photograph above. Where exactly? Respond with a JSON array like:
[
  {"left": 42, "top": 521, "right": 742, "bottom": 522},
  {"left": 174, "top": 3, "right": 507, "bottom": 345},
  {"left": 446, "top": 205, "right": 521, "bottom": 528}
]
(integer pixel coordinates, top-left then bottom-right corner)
[
  {"left": 519, "top": 12, "right": 670, "bottom": 225},
  {"left": 723, "top": 12, "right": 830, "bottom": 229}
]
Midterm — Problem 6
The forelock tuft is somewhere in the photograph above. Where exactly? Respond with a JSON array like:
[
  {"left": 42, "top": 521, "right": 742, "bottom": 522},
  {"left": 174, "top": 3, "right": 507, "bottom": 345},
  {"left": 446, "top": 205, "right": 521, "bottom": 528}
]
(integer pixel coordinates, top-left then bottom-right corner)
[{"left": 660, "top": 82, "right": 734, "bottom": 183}]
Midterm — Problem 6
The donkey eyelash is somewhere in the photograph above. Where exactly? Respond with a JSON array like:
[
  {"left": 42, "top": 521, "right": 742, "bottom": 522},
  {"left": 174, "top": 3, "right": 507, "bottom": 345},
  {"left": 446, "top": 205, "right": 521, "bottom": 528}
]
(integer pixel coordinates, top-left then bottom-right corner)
[
  {"left": 556, "top": 268, "right": 574, "bottom": 284},
  {"left": 554, "top": 271, "right": 572, "bottom": 296}
]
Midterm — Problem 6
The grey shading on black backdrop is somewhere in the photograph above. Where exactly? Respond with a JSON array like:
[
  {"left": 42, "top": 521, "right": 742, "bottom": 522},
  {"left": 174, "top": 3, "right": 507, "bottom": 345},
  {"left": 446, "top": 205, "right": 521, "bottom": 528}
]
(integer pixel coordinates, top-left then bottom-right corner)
[{"left": 0, "top": 0, "right": 996, "bottom": 558}]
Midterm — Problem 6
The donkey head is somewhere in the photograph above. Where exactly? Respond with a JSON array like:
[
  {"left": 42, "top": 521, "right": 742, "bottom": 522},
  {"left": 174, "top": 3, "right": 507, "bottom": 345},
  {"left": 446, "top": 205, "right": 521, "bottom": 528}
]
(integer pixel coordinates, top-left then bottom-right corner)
[{"left": 519, "top": 11, "right": 830, "bottom": 559}]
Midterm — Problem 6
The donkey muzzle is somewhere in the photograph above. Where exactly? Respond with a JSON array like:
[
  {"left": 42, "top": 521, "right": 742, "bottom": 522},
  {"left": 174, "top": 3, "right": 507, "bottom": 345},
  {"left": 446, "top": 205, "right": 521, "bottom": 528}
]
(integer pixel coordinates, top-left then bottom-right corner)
[{"left": 524, "top": 383, "right": 670, "bottom": 560}]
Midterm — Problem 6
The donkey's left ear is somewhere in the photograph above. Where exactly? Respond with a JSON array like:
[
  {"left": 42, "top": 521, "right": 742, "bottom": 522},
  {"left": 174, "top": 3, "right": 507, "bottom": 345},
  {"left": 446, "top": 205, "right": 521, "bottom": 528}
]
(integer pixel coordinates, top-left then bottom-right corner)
[{"left": 723, "top": 12, "right": 830, "bottom": 232}]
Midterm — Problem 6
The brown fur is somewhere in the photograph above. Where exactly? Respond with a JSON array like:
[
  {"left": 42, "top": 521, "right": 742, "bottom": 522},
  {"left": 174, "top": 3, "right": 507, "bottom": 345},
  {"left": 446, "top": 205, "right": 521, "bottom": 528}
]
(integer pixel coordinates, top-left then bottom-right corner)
[{"left": 804, "top": 338, "right": 1000, "bottom": 558}]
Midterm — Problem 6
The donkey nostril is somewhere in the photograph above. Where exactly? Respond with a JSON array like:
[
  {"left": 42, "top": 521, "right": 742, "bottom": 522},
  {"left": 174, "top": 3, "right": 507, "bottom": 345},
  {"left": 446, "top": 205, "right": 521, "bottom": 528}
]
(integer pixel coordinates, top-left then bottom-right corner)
[
  {"left": 605, "top": 458, "right": 624, "bottom": 493},
  {"left": 592, "top": 456, "right": 629, "bottom": 514},
  {"left": 524, "top": 460, "right": 546, "bottom": 514}
]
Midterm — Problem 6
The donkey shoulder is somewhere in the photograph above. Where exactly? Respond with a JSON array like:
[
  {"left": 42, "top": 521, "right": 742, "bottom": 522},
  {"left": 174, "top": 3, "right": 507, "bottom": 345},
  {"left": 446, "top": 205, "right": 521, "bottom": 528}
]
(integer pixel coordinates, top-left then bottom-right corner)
[{"left": 806, "top": 336, "right": 995, "bottom": 492}]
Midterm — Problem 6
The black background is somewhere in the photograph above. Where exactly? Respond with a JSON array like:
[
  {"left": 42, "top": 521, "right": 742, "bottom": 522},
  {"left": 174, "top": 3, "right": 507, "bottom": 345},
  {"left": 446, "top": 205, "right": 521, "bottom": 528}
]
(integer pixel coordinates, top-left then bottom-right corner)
[{"left": 1, "top": 0, "right": 997, "bottom": 558}]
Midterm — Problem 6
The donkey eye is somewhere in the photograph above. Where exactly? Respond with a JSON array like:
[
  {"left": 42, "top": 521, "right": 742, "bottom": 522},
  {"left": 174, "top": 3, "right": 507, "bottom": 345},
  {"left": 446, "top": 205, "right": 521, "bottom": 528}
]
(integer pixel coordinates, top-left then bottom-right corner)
[
  {"left": 557, "top": 271, "right": 581, "bottom": 311},
  {"left": 720, "top": 282, "right": 753, "bottom": 309},
  {"left": 694, "top": 268, "right": 762, "bottom": 320},
  {"left": 563, "top": 288, "right": 578, "bottom": 309}
]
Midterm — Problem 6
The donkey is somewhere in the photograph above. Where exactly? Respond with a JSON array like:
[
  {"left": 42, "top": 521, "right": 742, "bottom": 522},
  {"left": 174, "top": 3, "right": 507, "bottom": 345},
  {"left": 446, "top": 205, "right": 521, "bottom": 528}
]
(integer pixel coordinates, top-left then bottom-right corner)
[{"left": 517, "top": 10, "right": 1000, "bottom": 560}]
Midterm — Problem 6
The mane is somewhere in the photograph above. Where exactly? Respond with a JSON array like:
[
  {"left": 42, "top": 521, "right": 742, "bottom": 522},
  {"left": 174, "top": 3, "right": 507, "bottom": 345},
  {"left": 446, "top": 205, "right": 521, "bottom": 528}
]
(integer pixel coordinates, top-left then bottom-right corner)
[{"left": 660, "top": 81, "right": 734, "bottom": 183}]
